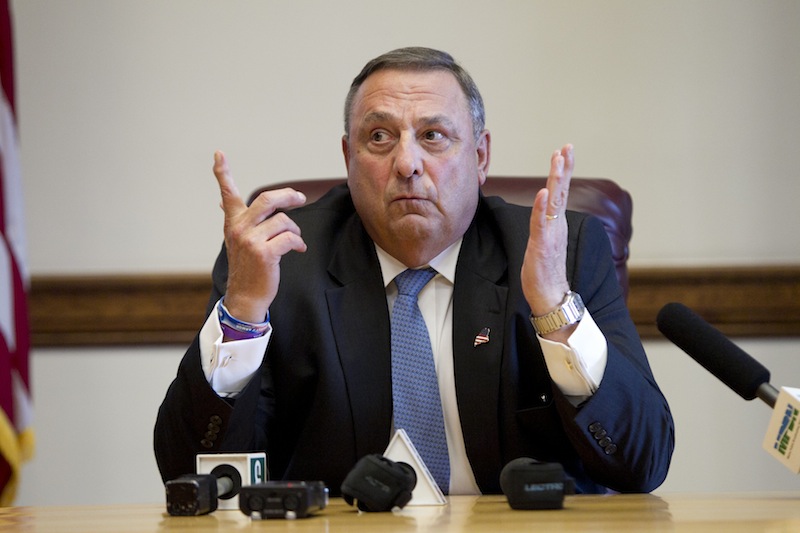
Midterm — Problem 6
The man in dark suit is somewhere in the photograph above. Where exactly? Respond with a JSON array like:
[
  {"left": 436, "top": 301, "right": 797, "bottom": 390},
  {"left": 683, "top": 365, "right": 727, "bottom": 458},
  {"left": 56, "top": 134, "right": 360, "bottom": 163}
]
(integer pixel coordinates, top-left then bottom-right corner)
[{"left": 154, "top": 47, "right": 674, "bottom": 495}]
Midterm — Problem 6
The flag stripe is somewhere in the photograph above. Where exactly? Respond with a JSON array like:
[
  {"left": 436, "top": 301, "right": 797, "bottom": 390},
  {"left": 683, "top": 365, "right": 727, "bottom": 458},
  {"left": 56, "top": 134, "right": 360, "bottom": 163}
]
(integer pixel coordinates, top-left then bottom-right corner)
[{"left": 0, "top": 0, "right": 33, "bottom": 506}]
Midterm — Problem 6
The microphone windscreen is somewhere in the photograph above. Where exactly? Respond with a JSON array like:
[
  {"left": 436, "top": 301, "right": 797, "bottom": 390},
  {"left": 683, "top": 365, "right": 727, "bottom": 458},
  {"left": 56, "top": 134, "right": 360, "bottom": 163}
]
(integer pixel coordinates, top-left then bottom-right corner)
[
  {"left": 656, "top": 302, "right": 770, "bottom": 400},
  {"left": 499, "top": 457, "right": 570, "bottom": 510},
  {"left": 340, "top": 454, "right": 416, "bottom": 512}
]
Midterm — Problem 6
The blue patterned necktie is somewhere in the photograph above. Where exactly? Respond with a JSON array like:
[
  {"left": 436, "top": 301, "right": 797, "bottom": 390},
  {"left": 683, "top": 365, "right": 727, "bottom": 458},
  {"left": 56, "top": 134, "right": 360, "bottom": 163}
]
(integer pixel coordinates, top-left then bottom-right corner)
[{"left": 391, "top": 267, "right": 450, "bottom": 494}]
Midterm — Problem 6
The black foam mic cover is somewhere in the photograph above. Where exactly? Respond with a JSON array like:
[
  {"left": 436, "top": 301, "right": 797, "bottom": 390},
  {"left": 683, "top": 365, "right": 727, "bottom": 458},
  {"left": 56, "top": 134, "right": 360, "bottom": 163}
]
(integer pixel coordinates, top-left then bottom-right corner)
[
  {"left": 656, "top": 302, "right": 771, "bottom": 401},
  {"left": 340, "top": 454, "right": 417, "bottom": 512},
  {"left": 499, "top": 458, "right": 572, "bottom": 510}
]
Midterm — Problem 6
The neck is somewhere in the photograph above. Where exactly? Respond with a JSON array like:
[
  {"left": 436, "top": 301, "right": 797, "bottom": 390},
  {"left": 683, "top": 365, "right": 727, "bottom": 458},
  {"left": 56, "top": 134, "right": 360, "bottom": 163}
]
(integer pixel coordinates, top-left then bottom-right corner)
[{"left": 384, "top": 244, "right": 441, "bottom": 269}]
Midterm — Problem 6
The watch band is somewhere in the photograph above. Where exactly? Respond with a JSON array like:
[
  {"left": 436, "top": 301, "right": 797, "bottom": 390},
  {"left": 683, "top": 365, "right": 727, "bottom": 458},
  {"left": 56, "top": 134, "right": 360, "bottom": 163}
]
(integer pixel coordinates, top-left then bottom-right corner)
[{"left": 530, "top": 291, "right": 585, "bottom": 335}]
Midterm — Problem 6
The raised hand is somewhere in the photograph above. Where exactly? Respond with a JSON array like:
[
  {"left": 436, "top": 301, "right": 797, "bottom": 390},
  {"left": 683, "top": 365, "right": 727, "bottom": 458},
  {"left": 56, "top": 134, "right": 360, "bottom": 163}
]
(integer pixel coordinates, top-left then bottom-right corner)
[
  {"left": 213, "top": 151, "right": 308, "bottom": 323},
  {"left": 520, "top": 144, "right": 574, "bottom": 337}
]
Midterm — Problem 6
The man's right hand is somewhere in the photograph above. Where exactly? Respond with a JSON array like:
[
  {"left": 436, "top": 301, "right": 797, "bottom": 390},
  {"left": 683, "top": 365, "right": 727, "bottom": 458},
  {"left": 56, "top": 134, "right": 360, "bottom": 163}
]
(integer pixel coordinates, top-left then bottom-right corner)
[{"left": 213, "top": 151, "right": 308, "bottom": 323}]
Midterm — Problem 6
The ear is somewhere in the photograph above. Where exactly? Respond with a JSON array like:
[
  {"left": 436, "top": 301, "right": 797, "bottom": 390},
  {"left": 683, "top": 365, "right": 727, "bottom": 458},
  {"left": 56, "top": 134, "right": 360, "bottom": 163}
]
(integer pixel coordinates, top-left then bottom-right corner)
[
  {"left": 342, "top": 135, "right": 351, "bottom": 171},
  {"left": 476, "top": 130, "right": 491, "bottom": 185}
]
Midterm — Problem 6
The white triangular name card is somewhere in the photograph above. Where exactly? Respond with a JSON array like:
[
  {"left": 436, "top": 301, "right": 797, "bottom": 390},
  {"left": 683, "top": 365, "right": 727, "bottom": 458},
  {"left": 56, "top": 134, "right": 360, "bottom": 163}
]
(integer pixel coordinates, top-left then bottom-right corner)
[{"left": 383, "top": 429, "right": 447, "bottom": 506}]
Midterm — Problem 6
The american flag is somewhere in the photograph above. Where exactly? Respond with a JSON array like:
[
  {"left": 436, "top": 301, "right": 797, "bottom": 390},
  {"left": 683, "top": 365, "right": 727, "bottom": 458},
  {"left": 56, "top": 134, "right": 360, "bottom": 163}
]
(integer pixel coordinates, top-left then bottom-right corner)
[
  {"left": 473, "top": 327, "right": 490, "bottom": 347},
  {"left": 0, "top": 0, "right": 33, "bottom": 506}
]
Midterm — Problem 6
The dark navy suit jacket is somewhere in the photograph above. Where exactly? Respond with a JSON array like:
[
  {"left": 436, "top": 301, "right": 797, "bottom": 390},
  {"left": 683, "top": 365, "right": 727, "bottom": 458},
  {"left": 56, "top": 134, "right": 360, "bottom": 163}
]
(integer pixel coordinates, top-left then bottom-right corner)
[{"left": 154, "top": 184, "right": 674, "bottom": 494}]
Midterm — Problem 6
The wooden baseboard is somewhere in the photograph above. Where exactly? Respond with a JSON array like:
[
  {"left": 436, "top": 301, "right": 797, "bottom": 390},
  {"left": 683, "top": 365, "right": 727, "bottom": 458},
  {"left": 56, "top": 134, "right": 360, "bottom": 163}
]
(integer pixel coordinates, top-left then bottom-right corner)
[{"left": 28, "top": 265, "right": 800, "bottom": 347}]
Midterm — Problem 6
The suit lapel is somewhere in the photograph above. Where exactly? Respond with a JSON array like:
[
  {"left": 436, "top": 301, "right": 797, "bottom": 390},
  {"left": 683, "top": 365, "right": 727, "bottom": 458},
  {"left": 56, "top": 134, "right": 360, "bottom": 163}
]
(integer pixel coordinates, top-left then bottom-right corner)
[
  {"left": 452, "top": 212, "right": 510, "bottom": 488},
  {"left": 325, "top": 215, "right": 393, "bottom": 458}
]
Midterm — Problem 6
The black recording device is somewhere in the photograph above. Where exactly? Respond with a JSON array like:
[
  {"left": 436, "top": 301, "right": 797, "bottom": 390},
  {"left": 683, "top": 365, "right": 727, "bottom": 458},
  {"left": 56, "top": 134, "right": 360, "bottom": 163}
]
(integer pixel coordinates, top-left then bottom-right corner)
[
  {"left": 340, "top": 454, "right": 417, "bottom": 512},
  {"left": 499, "top": 458, "right": 575, "bottom": 510},
  {"left": 165, "top": 473, "right": 231, "bottom": 516},
  {"left": 238, "top": 481, "right": 329, "bottom": 519},
  {"left": 165, "top": 463, "right": 241, "bottom": 516}
]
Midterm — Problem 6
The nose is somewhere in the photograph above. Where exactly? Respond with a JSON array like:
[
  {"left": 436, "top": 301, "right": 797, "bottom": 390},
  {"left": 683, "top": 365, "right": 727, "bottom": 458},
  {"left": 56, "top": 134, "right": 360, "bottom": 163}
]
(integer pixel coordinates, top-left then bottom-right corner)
[{"left": 393, "top": 134, "right": 423, "bottom": 179}]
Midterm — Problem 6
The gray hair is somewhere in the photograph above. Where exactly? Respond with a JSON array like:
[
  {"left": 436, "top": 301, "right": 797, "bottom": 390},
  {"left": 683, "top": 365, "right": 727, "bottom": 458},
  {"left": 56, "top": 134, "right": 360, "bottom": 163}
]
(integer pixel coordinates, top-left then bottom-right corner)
[{"left": 343, "top": 47, "right": 486, "bottom": 140}]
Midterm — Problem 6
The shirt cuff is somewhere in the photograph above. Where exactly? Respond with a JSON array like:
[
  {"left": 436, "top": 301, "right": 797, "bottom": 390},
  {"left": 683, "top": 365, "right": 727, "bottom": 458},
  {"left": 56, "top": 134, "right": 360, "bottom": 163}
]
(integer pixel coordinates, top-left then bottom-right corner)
[
  {"left": 537, "top": 310, "right": 608, "bottom": 398},
  {"left": 199, "top": 301, "right": 272, "bottom": 396}
]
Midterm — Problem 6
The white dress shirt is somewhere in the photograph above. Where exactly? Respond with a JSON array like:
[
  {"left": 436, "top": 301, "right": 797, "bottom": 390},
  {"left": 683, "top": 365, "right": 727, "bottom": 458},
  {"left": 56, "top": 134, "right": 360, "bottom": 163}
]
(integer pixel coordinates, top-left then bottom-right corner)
[{"left": 199, "top": 238, "right": 608, "bottom": 495}]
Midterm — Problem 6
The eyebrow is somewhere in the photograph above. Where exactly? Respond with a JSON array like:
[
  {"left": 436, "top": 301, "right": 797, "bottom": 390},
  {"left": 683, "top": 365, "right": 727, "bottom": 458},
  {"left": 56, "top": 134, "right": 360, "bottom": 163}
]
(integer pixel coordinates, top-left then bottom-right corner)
[
  {"left": 361, "top": 111, "right": 395, "bottom": 126},
  {"left": 418, "top": 114, "right": 457, "bottom": 131},
  {"left": 361, "top": 111, "right": 457, "bottom": 131}
]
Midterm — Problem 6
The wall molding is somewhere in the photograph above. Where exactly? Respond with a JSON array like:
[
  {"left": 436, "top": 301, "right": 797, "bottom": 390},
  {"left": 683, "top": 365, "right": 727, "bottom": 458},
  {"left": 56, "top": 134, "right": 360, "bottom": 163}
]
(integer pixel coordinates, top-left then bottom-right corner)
[
  {"left": 28, "top": 265, "right": 800, "bottom": 347},
  {"left": 627, "top": 266, "right": 800, "bottom": 338}
]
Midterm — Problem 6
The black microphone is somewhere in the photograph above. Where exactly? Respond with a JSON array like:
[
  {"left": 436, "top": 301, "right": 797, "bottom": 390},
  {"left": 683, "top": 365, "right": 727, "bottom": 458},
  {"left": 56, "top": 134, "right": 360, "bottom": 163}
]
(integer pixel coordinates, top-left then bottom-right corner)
[
  {"left": 165, "top": 464, "right": 241, "bottom": 516},
  {"left": 341, "top": 454, "right": 417, "bottom": 512},
  {"left": 657, "top": 302, "right": 800, "bottom": 474},
  {"left": 499, "top": 458, "right": 574, "bottom": 510},
  {"left": 165, "top": 474, "right": 233, "bottom": 516},
  {"left": 656, "top": 302, "right": 778, "bottom": 407}
]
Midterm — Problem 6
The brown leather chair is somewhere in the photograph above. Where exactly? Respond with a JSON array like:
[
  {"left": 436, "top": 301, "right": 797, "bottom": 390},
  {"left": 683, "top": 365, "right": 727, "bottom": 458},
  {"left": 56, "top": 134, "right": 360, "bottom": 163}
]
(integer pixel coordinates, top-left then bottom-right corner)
[{"left": 251, "top": 177, "right": 632, "bottom": 299}]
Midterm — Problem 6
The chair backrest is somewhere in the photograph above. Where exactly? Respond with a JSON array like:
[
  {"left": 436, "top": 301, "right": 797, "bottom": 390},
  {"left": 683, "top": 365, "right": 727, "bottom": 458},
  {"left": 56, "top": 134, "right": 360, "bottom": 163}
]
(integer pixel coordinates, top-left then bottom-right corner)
[{"left": 252, "top": 177, "right": 632, "bottom": 299}]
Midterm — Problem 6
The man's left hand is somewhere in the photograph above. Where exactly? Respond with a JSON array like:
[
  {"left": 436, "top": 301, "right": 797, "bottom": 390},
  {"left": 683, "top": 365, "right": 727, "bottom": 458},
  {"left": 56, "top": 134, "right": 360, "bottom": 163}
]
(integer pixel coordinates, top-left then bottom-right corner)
[{"left": 521, "top": 144, "right": 574, "bottom": 337}]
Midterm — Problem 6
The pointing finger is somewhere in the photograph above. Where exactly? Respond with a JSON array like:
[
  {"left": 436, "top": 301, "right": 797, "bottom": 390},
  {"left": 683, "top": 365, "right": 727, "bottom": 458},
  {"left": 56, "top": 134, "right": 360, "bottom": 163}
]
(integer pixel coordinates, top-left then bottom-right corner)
[{"left": 213, "top": 150, "right": 246, "bottom": 216}]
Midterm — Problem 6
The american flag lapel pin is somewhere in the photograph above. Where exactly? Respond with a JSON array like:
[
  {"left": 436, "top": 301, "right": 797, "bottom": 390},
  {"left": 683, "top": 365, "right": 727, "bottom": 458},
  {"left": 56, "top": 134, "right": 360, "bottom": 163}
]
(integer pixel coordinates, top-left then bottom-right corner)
[{"left": 473, "top": 327, "right": 490, "bottom": 348}]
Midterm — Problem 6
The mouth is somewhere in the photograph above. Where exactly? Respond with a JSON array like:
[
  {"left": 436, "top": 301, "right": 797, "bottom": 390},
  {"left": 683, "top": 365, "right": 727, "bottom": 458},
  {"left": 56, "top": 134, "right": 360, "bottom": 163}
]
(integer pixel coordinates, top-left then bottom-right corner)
[
  {"left": 389, "top": 195, "right": 434, "bottom": 216},
  {"left": 393, "top": 195, "right": 427, "bottom": 202},
  {"left": 390, "top": 195, "right": 432, "bottom": 209},
  {"left": 391, "top": 190, "right": 431, "bottom": 202}
]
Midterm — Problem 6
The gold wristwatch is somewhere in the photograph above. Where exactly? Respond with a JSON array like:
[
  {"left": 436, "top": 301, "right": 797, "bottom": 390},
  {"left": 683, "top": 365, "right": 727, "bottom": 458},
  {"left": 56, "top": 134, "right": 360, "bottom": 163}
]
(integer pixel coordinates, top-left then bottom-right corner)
[{"left": 530, "top": 291, "right": 585, "bottom": 335}]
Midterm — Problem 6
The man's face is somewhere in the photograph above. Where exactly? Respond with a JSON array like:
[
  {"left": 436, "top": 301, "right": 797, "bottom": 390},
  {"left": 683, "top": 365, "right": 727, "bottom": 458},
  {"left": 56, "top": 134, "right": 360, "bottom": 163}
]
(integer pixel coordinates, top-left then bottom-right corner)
[{"left": 342, "top": 69, "right": 490, "bottom": 267}]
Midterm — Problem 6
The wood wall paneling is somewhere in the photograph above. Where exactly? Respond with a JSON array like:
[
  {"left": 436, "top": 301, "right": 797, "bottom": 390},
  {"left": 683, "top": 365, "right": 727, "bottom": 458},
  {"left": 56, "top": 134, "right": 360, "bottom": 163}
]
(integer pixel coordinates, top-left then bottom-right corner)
[{"left": 28, "top": 266, "right": 800, "bottom": 346}]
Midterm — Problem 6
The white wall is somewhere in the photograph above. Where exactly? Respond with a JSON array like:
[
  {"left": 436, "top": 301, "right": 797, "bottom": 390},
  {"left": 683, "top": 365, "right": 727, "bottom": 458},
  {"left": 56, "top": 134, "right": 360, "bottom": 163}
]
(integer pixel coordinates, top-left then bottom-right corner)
[{"left": 10, "top": 0, "right": 800, "bottom": 505}]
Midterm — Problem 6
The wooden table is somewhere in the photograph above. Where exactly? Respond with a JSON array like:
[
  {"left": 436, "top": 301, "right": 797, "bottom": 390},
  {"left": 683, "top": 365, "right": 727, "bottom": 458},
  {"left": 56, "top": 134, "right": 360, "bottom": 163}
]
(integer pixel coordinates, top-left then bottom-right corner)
[{"left": 2, "top": 493, "right": 799, "bottom": 532}]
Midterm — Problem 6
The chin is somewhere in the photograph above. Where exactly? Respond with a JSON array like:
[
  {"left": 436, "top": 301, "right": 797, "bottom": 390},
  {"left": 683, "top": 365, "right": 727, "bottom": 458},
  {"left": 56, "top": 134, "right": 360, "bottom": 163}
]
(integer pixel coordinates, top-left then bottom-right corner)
[{"left": 391, "top": 214, "right": 438, "bottom": 236}]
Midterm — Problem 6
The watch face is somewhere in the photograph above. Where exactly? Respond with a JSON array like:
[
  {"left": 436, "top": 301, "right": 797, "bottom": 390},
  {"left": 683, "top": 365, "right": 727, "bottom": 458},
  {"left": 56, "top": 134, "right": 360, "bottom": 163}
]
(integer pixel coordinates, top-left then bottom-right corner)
[{"left": 564, "top": 292, "right": 585, "bottom": 322}]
